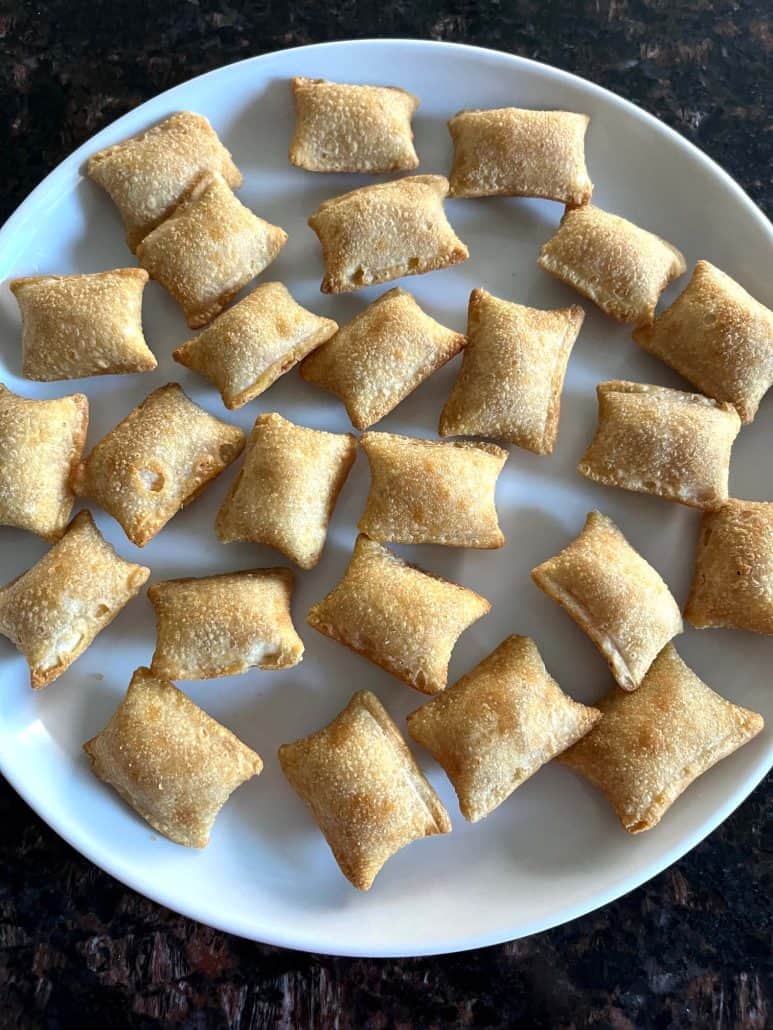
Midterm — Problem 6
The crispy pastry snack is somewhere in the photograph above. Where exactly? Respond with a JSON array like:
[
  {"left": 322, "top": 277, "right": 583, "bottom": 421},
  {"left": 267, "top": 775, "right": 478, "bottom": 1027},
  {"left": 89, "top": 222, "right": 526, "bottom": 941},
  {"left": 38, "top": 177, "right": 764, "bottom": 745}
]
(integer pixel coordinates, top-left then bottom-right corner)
[
  {"left": 448, "top": 107, "right": 592, "bottom": 205},
  {"left": 72, "top": 383, "right": 245, "bottom": 547},
  {"left": 215, "top": 412, "right": 357, "bottom": 569},
  {"left": 148, "top": 568, "right": 304, "bottom": 680},
  {"left": 408, "top": 635, "right": 601, "bottom": 822},
  {"left": 0, "top": 385, "right": 88, "bottom": 539},
  {"left": 279, "top": 689, "right": 451, "bottom": 889},
  {"left": 538, "top": 205, "right": 686, "bottom": 324},
  {"left": 173, "top": 282, "right": 338, "bottom": 409},
  {"left": 84, "top": 667, "right": 263, "bottom": 848},
  {"left": 531, "top": 511, "right": 683, "bottom": 691},
  {"left": 289, "top": 77, "right": 420, "bottom": 173},
  {"left": 0, "top": 511, "right": 149, "bottom": 688},
  {"left": 560, "top": 645, "right": 763, "bottom": 832},
  {"left": 633, "top": 260, "right": 773, "bottom": 423},
  {"left": 685, "top": 499, "right": 773, "bottom": 634},
  {"left": 307, "top": 534, "right": 491, "bottom": 694},
  {"left": 308, "top": 175, "right": 469, "bottom": 293},
  {"left": 439, "top": 288, "right": 584, "bottom": 453},
  {"left": 359, "top": 431, "right": 507, "bottom": 548},
  {"left": 10, "top": 269, "right": 156, "bottom": 381},
  {"left": 300, "top": 287, "right": 465, "bottom": 430},
  {"left": 136, "top": 172, "right": 288, "bottom": 328},
  {"left": 578, "top": 380, "right": 741, "bottom": 509},
  {"left": 86, "top": 111, "right": 242, "bottom": 251}
]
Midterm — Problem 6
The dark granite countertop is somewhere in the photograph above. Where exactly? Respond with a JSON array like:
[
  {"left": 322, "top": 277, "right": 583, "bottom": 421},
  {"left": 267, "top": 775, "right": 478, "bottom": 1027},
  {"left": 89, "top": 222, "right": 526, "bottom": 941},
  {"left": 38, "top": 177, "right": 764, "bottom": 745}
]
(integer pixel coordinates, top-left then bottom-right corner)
[{"left": 0, "top": 3, "right": 771, "bottom": 1027}]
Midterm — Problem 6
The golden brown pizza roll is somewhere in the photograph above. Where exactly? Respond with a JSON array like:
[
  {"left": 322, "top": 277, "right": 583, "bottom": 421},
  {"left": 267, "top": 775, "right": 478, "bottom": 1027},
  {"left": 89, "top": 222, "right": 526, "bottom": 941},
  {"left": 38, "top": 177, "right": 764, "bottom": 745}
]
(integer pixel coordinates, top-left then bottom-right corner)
[
  {"left": 560, "top": 644, "right": 763, "bottom": 833},
  {"left": 289, "top": 76, "right": 420, "bottom": 173},
  {"left": 86, "top": 111, "right": 242, "bottom": 251},
  {"left": 538, "top": 205, "right": 686, "bottom": 325},
  {"left": 685, "top": 499, "right": 773, "bottom": 634},
  {"left": 136, "top": 172, "right": 288, "bottom": 328},
  {"left": 531, "top": 511, "right": 683, "bottom": 691},
  {"left": 279, "top": 689, "right": 450, "bottom": 889},
  {"left": 172, "top": 282, "right": 337, "bottom": 409},
  {"left": 439, "top": 288, "right": 584, "bottom": 454},
  {"left": 215, "top": 412, "right": 356, "bottom": 569},
  {"left": 72, "top": 383, "right": 244, "bottom": 547},
  {"left": 10, "top": 269, "right": 156, "bottom": 381},
  {"left": 448, "top": 107, "right": 592, "bottom": 205},
  {"left": 633, "top": 260, "right": 773, "bottom": 423},
  {"left": 308, "top": 534, "right": 491, "bottom": 694},
  {"left": 84, "top": 667, "right": 262, "bottom": 847},
  {"left": 148, "top": 567, "right": 304, "bottom": 680},
  {"left": 359, "top": 431, "right": 506, "bottom": 548},
  {"left": 578, "top": 380, "right": 741, "bottom": 509},
  {"left": 0, "top": 511, "right": 149, "bottom": 689},
  {"left": 0, "top": 384, "right": 88, "bottom": 540},
  {"left": 408, "top": 635, "right": 601, "bottom": 822},
  {"left": 300, "top": 287, "right": 466, "bottom": 430},
  {"left": 308, "top": 175, "right": 469, "bottom": 294}
]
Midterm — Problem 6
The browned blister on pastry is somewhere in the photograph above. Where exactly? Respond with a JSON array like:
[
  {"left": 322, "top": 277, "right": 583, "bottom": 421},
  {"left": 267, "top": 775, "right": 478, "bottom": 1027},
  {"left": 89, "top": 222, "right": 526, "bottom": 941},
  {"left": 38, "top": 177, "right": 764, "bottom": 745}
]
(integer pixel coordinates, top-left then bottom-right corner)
[
  {"left": 359, "top": 431, "right": 506, "bottom": 548},
  {"left": 216, "top": 412, "right": 356, "bottom": 570},
  {"left": 0, "top": 385, "right": 88, "bottom": 539},
  {"left": 72, "top": 383, "right": 245, "bottom": 547},
  {"left": 10, "top": 269, "right": 156, "bottom": 381},
  {"left": 290, "top": 77, "right": 419, "bottom": 173},
  {"left": 279, "top": 689, "right": 450, "bottom": 889},
  {"left": 408, "top": 635, "right": 601, "bottom": 822},
  {"left": 448, "top": 107, "right": 592, "bottom": 205},
  {"left": 308, "top": 175, "right": 469, "bottom": 294},
  {"left": 0, "top": 511, "right": 149, "bottom": 688},
  {"left": 685, "top": 499, "right": 773, "bottom": 634},
  {"left": 531, "top": 511, "right": 683, "bottom": 691},
  {"left": 300, "top": 287, "right": 465, "bottom": 430},
  {"left": 148, "top": 568, "right": 304, "bottom": 680},
  {"left": 307, "top": 534, "right": 491, "bottom": 694},
  {"left": 560, "top": 644, "right": 763, "bottom": 833},
  {"left": 538, "top": 205, "right": 686, "bottom": 325},
  {"left": 578, "top": 380, "right": 740, "bottom": 509},
  {"left": 84, "top": 667, "right": 262, "bottom": 848},
  {"left": 136, "top": 172, "right": 288, "bottom": 328},
  {"left": 633, "top": 260, "right": 773, "bottom": 423},
  {"left": 173, "top": 282, "right": 338, "bottom": 409},
  {"left": 86, "top": 111, "right": 242, "bottom": 251},
  {"left": 439, "top": 288, "right": 584, "bottom": 454}
]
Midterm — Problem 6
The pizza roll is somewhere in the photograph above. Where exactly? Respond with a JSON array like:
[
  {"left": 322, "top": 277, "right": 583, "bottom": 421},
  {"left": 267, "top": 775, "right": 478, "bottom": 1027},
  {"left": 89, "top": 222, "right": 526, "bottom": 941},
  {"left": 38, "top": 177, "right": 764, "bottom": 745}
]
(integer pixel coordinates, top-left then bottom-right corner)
[
  {"left": 538, "top": 205, "right": 686, "bottom": 325},
  {"left": 279, "top": 689, "right": 450, "bottom": 889},
  {"left": 448, "top": 107, "right": 592, "bottom": 205},
  {"left": 439, "top": 288, "right": 584, "bottom": 454},
  {"left": 0, "top": 511, "right": 149, "bottom": 689},
  {"left": 578, "top": 381, "right": 740, "bottom": 509},
  {"left": 359, "top": 431, "right": 506, "bottom": 548},
  {"left": 300, "top": 287, "right": 465, "bottom": 430},
  {"left": 531, "top": 511, "right": 683, "bottom": 691},
  {"left": 84, "top": 667, "right": 262, "bottom": 848},
  {"left": 215, "top": 412, "right": 356, "bottom": 569},
  {"left": 685, "top": 500, "right": 773, "bottom": 634},
  {"left": 633, "top": 260, "right": 773, "bottom": 423},
  {"left": 86, "top": 111, "right": 242, "bottom": 251},
  {"left": 289, "top": 77, "right": 420, "bottom": 173},
  {"left": 308, "top": 175, "right": 469, "bottom": 294},
  {"left": 308, "top": 534, "right": 491, "bottom": 694},
  {"left": 136, "top": 172, "right": 288, "bottom": 328},
  {"left": 72, "top": 383, "right": 244, "bottom": 547},
  {"left": 0, "top": 385, "right": 88, "bottom": 540},
  {"left": 560, "top": 645, "right": 763, "bottom": 833},
  {"left": 10, "top": 269, "right": 156, "bottom": 381}
]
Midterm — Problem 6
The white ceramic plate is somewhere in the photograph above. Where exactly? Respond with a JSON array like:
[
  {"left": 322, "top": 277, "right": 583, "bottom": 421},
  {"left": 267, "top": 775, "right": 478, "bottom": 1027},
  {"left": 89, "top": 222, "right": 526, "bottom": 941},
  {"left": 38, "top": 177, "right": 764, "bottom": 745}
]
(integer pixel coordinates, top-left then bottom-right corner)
[{"left": 0, "top": 39, "right": 770, "bottom": 958}]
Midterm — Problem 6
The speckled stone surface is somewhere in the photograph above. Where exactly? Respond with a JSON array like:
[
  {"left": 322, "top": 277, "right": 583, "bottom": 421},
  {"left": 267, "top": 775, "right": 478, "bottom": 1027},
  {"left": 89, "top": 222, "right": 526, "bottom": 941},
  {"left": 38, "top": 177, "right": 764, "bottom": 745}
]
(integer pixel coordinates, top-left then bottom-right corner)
[{"left": 0, "top": 2, "right": 771, "bottom": 1028}]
